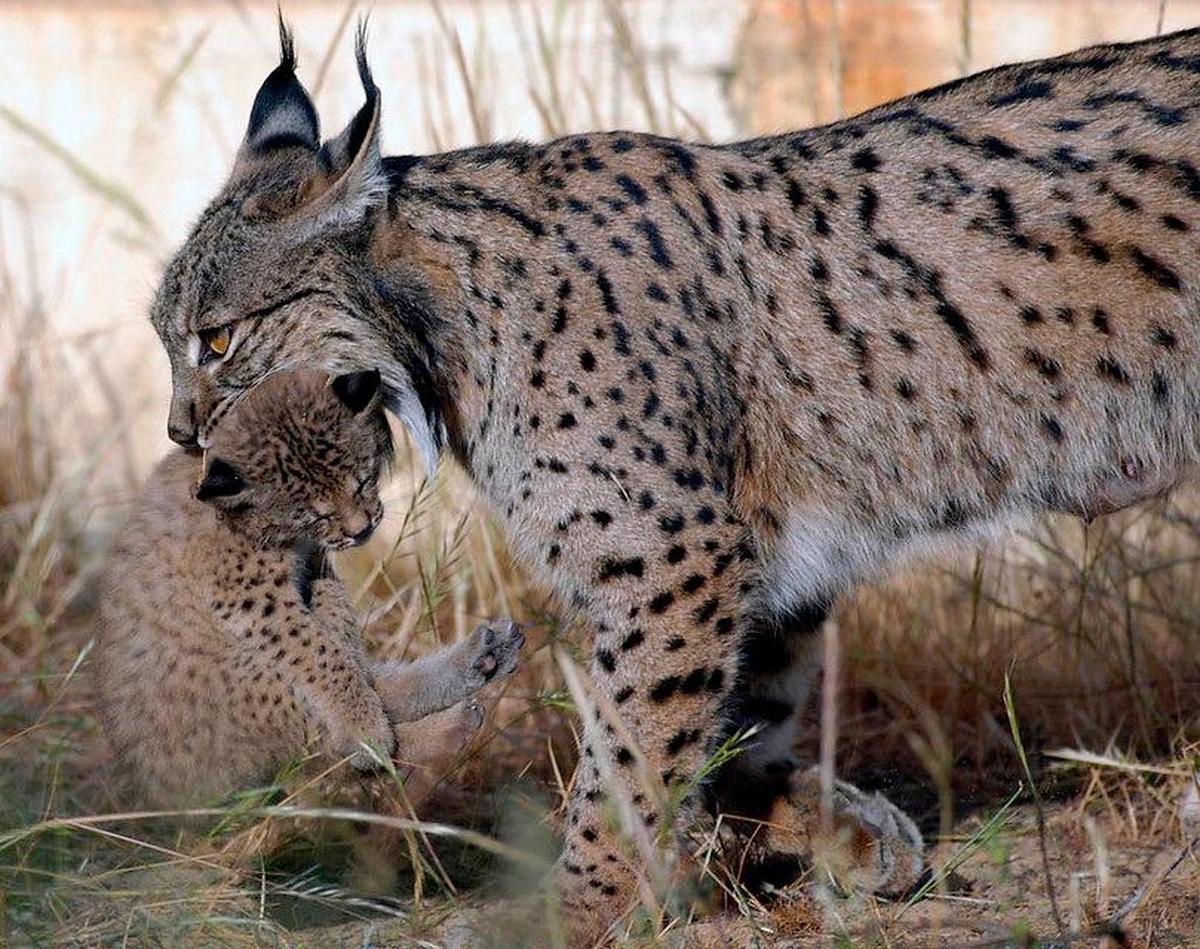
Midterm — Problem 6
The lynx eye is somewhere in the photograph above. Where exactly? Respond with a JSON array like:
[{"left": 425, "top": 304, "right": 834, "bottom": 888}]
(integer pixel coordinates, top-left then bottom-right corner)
[{"left": 197, "top": 325, "right": 233, "bottom": 365}]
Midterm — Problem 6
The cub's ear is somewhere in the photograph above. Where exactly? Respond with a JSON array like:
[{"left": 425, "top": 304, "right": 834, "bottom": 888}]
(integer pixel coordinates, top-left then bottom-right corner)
[
  {"left": 331, "top": 369, "right": 381, "bottom": 414},
  {"left": 196, "top": 458, "right": 246, "bottom": 501},
  {"left": 237, "top": 17, "right": 320, "bottom": 161}
]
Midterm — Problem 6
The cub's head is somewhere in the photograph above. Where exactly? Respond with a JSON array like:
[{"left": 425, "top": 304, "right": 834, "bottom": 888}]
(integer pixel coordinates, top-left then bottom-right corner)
[
  {"left": 150, "top": 20, "right": 444, "bottom": 473},
  {"left": 195, "top": 369, "right": 392, "bottom": 550}
]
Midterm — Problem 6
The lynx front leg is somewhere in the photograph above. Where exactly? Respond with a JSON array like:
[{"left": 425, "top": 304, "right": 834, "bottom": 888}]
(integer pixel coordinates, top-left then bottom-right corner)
[
  {"left": 542, "top": 522, "right": 756, "bottom": 945},
  {"left": 425, "top": 507, "right": 754, "bottom": 948}
]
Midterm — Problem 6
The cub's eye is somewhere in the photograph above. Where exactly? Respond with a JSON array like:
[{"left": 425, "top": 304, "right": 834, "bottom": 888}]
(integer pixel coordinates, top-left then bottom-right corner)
[{"left": 197, "top": 325, "right": 233, "bottom": 365}]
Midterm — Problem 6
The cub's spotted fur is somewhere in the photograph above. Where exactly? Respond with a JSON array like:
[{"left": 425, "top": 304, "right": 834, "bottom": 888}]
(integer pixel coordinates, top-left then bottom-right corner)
[
  {"left": 94, "top": 369, "right": 523, "bottom": 808},
  {"left": 152, "top": 22, "right": 1200, "bottom": 941}
]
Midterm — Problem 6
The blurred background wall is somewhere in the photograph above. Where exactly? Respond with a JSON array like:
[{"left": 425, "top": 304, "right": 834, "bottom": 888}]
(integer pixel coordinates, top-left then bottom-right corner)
[{"left": 2, "top": 0, "right": 1197, "bottom": 509}]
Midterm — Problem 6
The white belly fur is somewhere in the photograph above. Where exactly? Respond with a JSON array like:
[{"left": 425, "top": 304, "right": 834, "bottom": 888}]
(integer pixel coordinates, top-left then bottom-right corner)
[{"left": 753, "top": 505, "right": 1020, "bottom": 616}]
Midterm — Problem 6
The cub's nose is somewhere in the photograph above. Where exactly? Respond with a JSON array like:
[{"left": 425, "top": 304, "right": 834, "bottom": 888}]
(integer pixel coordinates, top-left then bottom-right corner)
[
  {"left": 342, "top": 510, "right": 373, "bottom": 546},
  {"left": 348, "top": 525, "right": 374, "bottom": 546}
]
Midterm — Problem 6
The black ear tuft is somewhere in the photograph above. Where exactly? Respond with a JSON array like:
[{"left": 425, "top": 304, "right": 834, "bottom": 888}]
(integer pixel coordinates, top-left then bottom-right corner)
[
  {"left": 243, "top": 15, "right": 319, "bottom": 154},
  {"left": 276, "top": 10, "right": 298, "bottom": 72},
  {"left": 354, "top": 16, "right": 377, "bottom": 102},
  {"left": 317, "top": 17, "right": 379, "bottom": 175},
  {"left": 196, "top": 458, "right": 246, "bottom": 501},
  {"left": 332, "top": 370, "right": 381, "bottom": 414}
]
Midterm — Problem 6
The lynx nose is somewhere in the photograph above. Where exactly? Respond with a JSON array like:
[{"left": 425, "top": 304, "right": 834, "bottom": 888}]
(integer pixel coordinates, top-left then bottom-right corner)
[
  {"left": 167, "top": 398, "right": 198, "bottom": 448},
  {"left": 167, "top": 422, "right": 199, "bottom": 448}
]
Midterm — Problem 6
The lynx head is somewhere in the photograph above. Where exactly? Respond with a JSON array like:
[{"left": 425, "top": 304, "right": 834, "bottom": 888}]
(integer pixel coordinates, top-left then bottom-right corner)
[
  {"left": 150, "top": 19, "right": 444, "bottom": 473},
  {"left": 195, "top": 369, "right": 392, "bottom": 550}
]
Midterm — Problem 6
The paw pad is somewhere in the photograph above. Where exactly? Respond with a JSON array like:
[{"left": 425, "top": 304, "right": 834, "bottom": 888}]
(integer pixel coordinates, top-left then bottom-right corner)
[{"left": 469, "top": 619, "right": 524, "bottom": 683}]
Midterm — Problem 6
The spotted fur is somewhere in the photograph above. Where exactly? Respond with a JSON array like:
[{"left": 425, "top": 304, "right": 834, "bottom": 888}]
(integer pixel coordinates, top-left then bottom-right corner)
[
  {"left": 94, "top": 369, "right": 523, "bottom": 808},
  {"left": 151, "top": 21, "right": 1200, "bottom": 940}
]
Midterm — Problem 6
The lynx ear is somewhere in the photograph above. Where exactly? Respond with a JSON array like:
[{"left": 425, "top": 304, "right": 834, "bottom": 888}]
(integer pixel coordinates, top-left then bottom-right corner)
[
  {"left": 196, "top": 458, "right": 246, "bottom": 501},
  {"left": 238, "top": 17, "right": 319, "bottom": 160},
  {"left": 331, "top": 369, "right": 381, "bottom": 414},
  {"left": 302, "top": 21, "right": 386, "bottom": 227}
]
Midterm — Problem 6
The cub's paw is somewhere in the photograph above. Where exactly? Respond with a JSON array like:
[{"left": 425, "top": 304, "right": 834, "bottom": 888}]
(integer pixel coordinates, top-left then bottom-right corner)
[
  {"left": 765, "top": 766, "right": 924, "bottom": 895},
  {"left": 390, "top": 702, "right": 484, "bottom": 808},
  {"left": 393, "top": 701, "right": 484, "bottom": 766},
  {"left": 462, "top": 619, "right": 524, "bottom": 689}
]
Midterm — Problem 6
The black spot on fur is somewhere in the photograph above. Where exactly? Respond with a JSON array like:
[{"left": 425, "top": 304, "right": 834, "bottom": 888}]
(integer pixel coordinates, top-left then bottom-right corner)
[
  {"left": 988, "top": 78, "right": 1053, "bottom": 107},
  {"left": 851, "top": 147, "right": 881, "bottom": 172},
  {"left": 1041, "top": 414, "right": 1064, "bottom": 443},
  {"left": 1152, "top": 326, "right": 1178, "bottom": 348},
  {"left": 620, "top": 629, "right": 645, "bottom": 651},
  {"left": 595, "top": 648, "right": 617, "bottom": 673},
  {"left": 857, "top": 185, "right": 879, "bottom": 229},
  {"left": 1097, "top": 355, "right": 1131, "bottom": 385},
  {"left": 597, "top": 556, "right": 645, "bottom": 581},
  {"left": 615, "top": 174, "right": 647, "bottom": 205},
  {"left": 1024, "top": 348, "right": 1061, "bottom": 378},
  {"left": 1130, "top": 247, "right": 1182, "bottom": 291},
  {"left": 650, "top": 676, "right": 680, "bottom": 702}
]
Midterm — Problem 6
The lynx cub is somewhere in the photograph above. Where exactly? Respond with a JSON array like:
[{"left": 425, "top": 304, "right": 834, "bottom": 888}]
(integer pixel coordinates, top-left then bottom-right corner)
[{"left": 94, "top": 369, "right": 523, "bottom": 808}]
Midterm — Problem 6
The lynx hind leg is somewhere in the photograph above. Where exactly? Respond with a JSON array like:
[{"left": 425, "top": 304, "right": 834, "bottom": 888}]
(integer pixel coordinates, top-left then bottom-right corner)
[
  {"left": 343, "top": 703, "right": 484, "bottom": 897},
  {"left": 721, "top": 603, "right": 827, "bottom": 790},
  {"left": 716, "top": 601, "right": 924, "bottom": 895}
]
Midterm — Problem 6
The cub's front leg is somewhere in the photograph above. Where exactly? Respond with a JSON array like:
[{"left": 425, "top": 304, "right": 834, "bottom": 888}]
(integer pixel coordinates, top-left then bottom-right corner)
[
  {"left": 280, "top": 574, "right": 395, "bottom": 769},
  {"left": 372, "top": 618, "right": 524, "bottom": 722}
]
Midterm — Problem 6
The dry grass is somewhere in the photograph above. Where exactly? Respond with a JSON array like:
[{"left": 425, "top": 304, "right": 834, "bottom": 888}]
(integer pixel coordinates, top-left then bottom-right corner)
[{"left": 2, "top": 2, "right": 1199, "bottom": 946}]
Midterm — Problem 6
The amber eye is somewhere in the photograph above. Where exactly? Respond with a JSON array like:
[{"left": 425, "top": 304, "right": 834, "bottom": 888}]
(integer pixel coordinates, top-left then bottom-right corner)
[{"left": 198, "top": 325, "right": 232, "bottom": 364}]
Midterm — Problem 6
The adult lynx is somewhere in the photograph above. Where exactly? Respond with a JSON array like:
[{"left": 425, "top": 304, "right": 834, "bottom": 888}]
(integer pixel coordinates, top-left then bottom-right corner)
[{"left": 152, "top": 21, "right": 1200, "bottom": 941}]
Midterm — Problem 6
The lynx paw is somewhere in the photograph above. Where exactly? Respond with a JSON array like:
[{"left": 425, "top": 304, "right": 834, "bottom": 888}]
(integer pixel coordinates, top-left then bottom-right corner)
[
  {"left": 463, "top": 619, "right": 524, "bottom": 689},
  {"left": 765, "top": 766, "right": 924, "bottom": 894}
]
